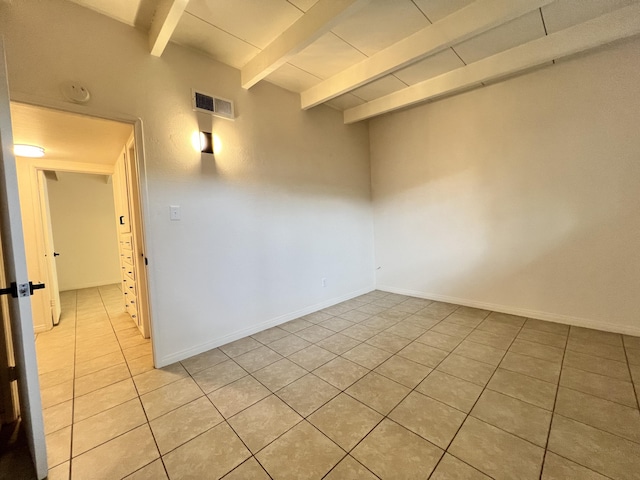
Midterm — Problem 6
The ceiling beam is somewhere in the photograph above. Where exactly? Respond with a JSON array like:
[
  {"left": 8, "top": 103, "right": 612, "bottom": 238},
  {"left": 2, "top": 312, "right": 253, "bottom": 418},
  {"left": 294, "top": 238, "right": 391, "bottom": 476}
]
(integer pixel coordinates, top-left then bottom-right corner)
[
  {"left": 149, "top": 0, "right": 189, "bottom": 57},
  {"left": 241, "top": 0, "right": 370, "bottom": 90},
  {"left": 343, "top": 3, "right": 640, "bottom": 123},
  {"left": 301, "top": 0, "right": 554, "bottom": 110}
]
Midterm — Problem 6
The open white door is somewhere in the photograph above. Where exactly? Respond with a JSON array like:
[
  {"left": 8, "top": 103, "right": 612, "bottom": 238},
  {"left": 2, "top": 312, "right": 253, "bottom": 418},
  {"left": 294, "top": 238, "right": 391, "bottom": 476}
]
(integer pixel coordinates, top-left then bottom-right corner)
[
  {"left": 37, "top": 170, "right": 61, "bottom": 325},
  {"left": 0, "top": 38, "right": 48, "bottom": 479}
]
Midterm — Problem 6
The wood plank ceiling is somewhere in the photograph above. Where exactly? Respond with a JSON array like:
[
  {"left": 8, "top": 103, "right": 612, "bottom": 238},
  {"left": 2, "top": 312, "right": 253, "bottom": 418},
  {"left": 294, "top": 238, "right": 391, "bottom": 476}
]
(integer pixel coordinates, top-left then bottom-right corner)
[{"left": 66, "top": 0, "right": 640, "bottom": 122}]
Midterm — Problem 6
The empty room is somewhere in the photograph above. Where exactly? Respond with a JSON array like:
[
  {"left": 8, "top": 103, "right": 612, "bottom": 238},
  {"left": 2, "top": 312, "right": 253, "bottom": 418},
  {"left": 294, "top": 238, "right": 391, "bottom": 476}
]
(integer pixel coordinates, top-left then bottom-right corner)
[{"left": 0, "top": 0, "right": 639, "bottom": 479}]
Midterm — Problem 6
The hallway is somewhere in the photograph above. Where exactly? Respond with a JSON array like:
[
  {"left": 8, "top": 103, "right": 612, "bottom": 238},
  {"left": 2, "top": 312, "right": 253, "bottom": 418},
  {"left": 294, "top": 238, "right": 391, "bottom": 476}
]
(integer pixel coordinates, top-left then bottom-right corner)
[{"left": 36, "top": 284, "right": 152, "bottom": 479}]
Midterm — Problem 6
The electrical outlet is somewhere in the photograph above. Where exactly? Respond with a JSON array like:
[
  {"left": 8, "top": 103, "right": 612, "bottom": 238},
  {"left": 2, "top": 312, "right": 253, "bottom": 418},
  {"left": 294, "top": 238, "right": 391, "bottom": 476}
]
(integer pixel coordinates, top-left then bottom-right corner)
[{"left": 322, "top": 278, "right": 327, "bottom": 287}]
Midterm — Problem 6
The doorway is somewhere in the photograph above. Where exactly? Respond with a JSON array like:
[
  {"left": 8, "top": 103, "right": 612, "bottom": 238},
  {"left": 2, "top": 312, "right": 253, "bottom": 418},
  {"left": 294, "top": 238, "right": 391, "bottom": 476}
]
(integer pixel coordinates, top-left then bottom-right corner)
[{"left": 8, "top": 102, "right": 154, "bottom": 474}]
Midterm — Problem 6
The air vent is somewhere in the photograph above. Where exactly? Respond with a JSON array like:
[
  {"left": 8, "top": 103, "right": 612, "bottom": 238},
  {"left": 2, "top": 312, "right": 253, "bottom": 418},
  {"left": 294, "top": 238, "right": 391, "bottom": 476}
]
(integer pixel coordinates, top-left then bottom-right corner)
[{"left": 192, "top": 89, "right": 234, "bottom": 120}]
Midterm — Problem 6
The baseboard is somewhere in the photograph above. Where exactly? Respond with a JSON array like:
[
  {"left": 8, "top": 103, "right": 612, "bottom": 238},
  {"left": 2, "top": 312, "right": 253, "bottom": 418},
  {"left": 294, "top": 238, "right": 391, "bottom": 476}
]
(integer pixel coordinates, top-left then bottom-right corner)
[
  {"left": 377, "top": 285, "right": 640, "bottom": 337},
  {"left": 156, "top": 285, "right": 376, "bottom": 367}
]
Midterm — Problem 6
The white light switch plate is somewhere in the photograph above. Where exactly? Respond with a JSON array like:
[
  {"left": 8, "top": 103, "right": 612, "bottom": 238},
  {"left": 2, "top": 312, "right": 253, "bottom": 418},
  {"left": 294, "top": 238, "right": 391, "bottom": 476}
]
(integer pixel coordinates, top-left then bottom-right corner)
[{"left": 170, "top": 205, "right": 181, "bottom": 221}]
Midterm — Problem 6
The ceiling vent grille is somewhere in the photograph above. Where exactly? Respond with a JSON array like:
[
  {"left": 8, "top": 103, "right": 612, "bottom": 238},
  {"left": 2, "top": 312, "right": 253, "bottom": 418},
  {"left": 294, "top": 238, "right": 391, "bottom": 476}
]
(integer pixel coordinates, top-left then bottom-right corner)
[{"left": 192, "top": 89, "right": 234, "bottom": 120}]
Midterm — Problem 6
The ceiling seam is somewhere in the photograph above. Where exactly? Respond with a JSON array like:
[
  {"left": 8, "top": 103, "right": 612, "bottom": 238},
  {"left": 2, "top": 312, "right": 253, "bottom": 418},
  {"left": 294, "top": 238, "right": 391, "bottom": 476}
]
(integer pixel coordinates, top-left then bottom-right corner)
[{"left": 184, "top": 11, "right": 262, "bottom": 50}]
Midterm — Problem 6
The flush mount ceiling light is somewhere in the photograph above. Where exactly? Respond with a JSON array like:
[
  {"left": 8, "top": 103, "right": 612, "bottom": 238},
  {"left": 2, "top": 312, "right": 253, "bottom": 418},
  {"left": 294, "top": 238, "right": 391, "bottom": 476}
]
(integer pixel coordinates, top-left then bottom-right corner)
[{"left": 14, "top": 144, "right": 45, "bottom": 158}]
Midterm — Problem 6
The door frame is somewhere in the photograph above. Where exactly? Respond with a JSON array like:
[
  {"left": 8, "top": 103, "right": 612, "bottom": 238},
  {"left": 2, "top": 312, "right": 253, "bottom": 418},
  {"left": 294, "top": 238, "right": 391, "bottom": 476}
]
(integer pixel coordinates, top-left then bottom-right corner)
[{"left": 10, "top": 96, "right": 157, "bottom": 364}]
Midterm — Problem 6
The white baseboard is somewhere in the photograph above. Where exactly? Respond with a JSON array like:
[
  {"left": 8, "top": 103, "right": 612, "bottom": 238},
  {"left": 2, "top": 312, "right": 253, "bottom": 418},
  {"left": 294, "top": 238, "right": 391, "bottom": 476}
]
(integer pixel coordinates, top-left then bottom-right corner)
[
  {"left": 156, "top": 285, "right": 376, "bottom": 367},
  {"left": 376, "top": 285, "right": 640, "bottom": 337}
]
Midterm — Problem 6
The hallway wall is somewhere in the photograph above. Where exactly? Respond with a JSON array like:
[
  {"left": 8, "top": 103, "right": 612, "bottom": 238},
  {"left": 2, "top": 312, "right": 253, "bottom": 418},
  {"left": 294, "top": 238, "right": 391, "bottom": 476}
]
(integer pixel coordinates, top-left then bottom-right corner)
[{"left": 47, "top": 172, "right": 121, "bottom": 290}]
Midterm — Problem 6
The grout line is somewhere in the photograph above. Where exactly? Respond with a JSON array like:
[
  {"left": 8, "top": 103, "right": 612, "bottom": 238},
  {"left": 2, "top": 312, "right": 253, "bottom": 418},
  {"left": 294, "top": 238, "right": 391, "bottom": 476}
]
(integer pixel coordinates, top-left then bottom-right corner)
[{"left": 622, "top": 339, "right": 640, "bottom": 411}]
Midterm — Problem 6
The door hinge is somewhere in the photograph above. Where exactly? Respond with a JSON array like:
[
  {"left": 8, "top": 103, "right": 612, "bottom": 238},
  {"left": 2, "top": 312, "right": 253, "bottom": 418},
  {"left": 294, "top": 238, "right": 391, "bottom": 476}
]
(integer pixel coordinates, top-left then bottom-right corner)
[
  {"left": 0, "top": 282, "right": 45, "bottom": 298},
  {"left": 8, "top": 366, "right": 17, "bottom": 382}
]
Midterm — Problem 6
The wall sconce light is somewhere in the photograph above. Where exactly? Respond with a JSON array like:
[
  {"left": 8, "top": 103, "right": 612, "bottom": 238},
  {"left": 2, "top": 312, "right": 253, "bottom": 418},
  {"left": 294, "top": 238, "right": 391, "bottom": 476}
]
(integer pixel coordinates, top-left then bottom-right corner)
[
  {"left": 199, "top": 131, "right": 213, "bottom": 154},
  {"left": 14, "top": 144, "right": 45, "bottom": 158}
]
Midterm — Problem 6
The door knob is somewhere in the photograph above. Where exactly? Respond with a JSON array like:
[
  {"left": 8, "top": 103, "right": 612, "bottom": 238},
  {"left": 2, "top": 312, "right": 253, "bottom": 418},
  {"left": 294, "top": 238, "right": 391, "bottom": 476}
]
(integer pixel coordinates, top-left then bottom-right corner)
[{"left": 53, "top": 252, "right": 60, "bottom": 257}]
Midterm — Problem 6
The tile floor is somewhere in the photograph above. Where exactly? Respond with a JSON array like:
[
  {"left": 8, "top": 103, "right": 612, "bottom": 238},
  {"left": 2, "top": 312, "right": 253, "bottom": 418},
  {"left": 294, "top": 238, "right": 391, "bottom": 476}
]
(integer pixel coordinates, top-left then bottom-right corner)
[{"left": 36, "top": 287, "right": 640, "bottom": 479}]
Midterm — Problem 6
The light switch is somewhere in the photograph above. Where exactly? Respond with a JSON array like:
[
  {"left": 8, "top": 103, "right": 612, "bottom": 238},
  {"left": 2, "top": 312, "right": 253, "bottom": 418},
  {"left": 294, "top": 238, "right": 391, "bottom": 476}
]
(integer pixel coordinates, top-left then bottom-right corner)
[{"left": 170, "top": 205, "right": 181, "bottom": 221}]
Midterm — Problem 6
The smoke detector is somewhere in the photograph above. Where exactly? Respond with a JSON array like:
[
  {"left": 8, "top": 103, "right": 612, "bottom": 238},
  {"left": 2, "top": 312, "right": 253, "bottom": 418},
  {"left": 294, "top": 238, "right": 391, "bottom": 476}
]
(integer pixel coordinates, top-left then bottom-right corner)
[{"left": 61, "top": 81, "right": 91, "bottom": 103}]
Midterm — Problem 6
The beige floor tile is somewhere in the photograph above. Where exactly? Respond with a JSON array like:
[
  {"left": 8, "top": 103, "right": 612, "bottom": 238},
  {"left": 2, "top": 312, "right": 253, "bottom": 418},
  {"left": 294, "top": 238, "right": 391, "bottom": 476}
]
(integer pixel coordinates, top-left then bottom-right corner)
[
  {"left": 316, "top": 333, "right": 361, "bottom": 355},
  {"left": 150, "top": 396, "right": 223, "bottom": 454},
  {"left": 71, "top": 425, "right": 159, "bottom": 480},
  {"left": 518, "top": 329, "right": 567, "bottom": 348},
  {"left": 324, "top": 455, "right": 378, "bottom": 479},
  {"left": 276, "top": 374, "right": 340, "bottom": 417},
  {"left": 233, "top": 346, "right": 282, "bottom": 373},
  {"left": 548, "top": 414, "right": 640, "bottom": 480},
  {"left": 524, "top": 319, "right": 570, "bottom": 336},
  {"left": 72, "top": 398, "right": 147, "bottom": 456},
  {"left": 342, "top": 343, "right": 392, "bottom": 369},
  {"left": 624, "top": 335, "right": 640, "bottom": 350},
  {"left": 374, "top": 355, "right": 431, "bottom": 388},
  {"left": 453, "top": 340, "right": 505, "bottom": 366},
  {"left": 341, "top": 324, "right": 379, "bottom": 342},
  {"left": 208, "top": 375, "right": 270, "bottom": 418},
  {"left": 488, "top": 369, "right": 557, "bottom": 410},
  {"left": 563, "top": 349, "right": 630, "bottom": 380},
  {"left": 314, "top": 357, "right": 369, "bottom": 390},
  {"left": 75, "top": 351, "right": 125, "bottom": 378},
  {"left": 456, "top": 306, "right": 491, "bottom": 320},
  {"left": 356, "top": 304, "right": 388, "bottom": 316},
  {"left": 308, "top": 393, "right": 382, "bottom": 450},
  {"left": 252, "top": 358, "right": 307, "bottom": 391},
  {"left": 430, "top": 454, "right": 491, "bottom": 479},
  {"left": 140, "top": 377, "right": 203, "bottom": 420},
  {"left": 384, "top": 321, "right": 426, "bottom": 340},
  {"left": 163, "top": 422, "right": 250, "bottom": 479},
  {"left": 338, "top": 309, "right": 371, "bottom": 323},
  {"left": 500, "top": 351, "right": 561, "bottom": 384},
  {"left": 321, "top": 317, "right": 356, "bottom": 332},
  {"left": 555, "top": 387, "right": 640, "bottom": 443},
  {"left": 222, "top": 457, "right": 270, "bottom": 479},
  {"left": 471, "top": 390, "right": 552, "bottom": 447},
  {"left": 123, "top": 459, "right": 168, "bottom": 479},
  {"left": 415, "top": 330, "right": 462, "bottom": 352},
  {"left": 126, "top": 353, "right": 155, "bottom": 376},
  {"left": 365, "top": 332, "right": 412, "bottom": 354},
  {"left": 436, "top": 354, "right": 496, "bottom": 386},
  {"left": 432, "top": 322, "right": 474, "bottom": 338},
  {"left": 43, "top": 400, "right": 72, "bottom": 435},
  {"left": 416, "top": 370, "right": 483, "bottom": 413},
  {"left": 541, "top": 452, "right": 609, "bottom": 480},
  {"left": 179, "top": 348, "right": 228, "bottom": 375},
  {"left": 444, "top": 314, "right": 485, "bottom": 329},
  {"left": 390, "top": 391, "right": 466, "bottom": 448},
  {"left": 397, "top": 342, "right": 448, "bottom": 367},
  {"left": 296, "top": 324, "right": 334, "bottom": 343},
  {"left": 346, "top": 372, "right": 410, "bottom": 415},
  {"left": 477, "top": 320, "right": 521, "bottom": 338},
  {"left": 74, "top": 378, "right": 138, "bottom": 422},
  {"left": 560, "top": 366, "right": 637, "bottom": 407},
  {"left": 569, "top": 326, "right": 622, "bottom": 347},
  {"left": 41, "top": 381, "right": 73, "bottom": 410},
  {"left": 46, "top": 426, "right": 71, "bottom": 468},
  {"left": 404, "top": 315, "right": 440, "bottom": 329},
  {"left": 256, "top": 421, "right": 345, "bottom": 479},
  {"left": 46, "top": 461, "right": 70, "bottom": 480},
  {"left": 268, "top": 334, "right": 311, "bottom": 356},
  {"left": 191, "top": 360, "right": 247, "bottom": 393},
  {"left": 288, "top": 345, "right": 336, "bottom": 370},
  {"left": 627, "top": 348, "right": 640, "bottom": 365},
  {"left": 466, "top": 330, "right": 514, "bottom": 350},
  {"left": 74, "top": 363, "right": 131, "bottom": 397},
  {"left": 281, "top": 318, "right": 314, "bottom": 333},
  {"left": 251, "top": 326, "right": 290, "bottom": 344},
  {"left": 228, "top": 395, "right": 302, "bottom": 453},
  {"left": 39, "top": 367, "right": 74, "bottom": 390},
  {"left": 360, "top": 316, "right": 396, "bottom": 331},
  {"left": 132, "top": 362, "right": 188, "bottom": 395},
  {"left": 377, "top": 309, "right": 411, "bottom": 321},
  {"left": 219, "top": 336, "right": 262, "bottom": 357},
  {"left": 566, "top": 338, "right": 626, "bottom": 362},
  {"left": 508, "top": 339, "right": 564, "bottom": 363},
  {"left": 449, "top": 417, "right": 544, "bottom": 479},
  {"left": 352, "top": 419, "right": 443, "bottom": 479}
]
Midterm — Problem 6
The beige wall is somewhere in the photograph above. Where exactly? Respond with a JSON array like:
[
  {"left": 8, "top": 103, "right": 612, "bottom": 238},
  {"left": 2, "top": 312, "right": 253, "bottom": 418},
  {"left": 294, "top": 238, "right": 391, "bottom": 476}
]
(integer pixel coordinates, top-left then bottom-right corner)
[
  {"left": 46, "top": 172, "right": 121, "bottom": 291},
  {"left": 0, "top": 0, "right": 374, "bottom": 365},
  {"left": 370, "top": 38, "right": 640, "bottom": 335}
]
